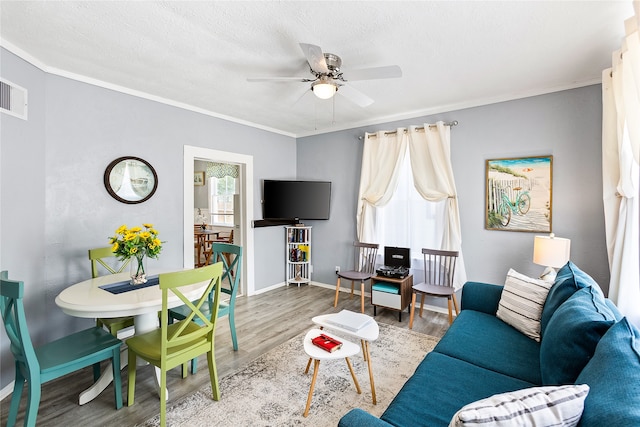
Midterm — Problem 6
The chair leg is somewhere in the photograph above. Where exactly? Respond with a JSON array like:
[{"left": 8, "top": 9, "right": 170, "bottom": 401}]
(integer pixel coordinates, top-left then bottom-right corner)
[
  {"left": 350, "top": 280, "right": 354, "bottom": 297},
  {"left": 127, "top": 350, "right": 136, "bottom": 406},
  {"left": 334, "top": 277, "right": 341, "bottom": 307},
  {"left": 93, "top": 362, "right": 101, "bottom": 382},
  {"left": 182, "top": 362, "right": 189, "bottom": 378},
  {"left": 419, "top": 294, "right": 425, "bottom": 317},
  {"left": 447, "top": 297, "right": 454, "bottom": 325},
  {"left": 360, "top": 281, "right": 365, "bottom": 313},
  {"left": 25, "top": 369, "right": 42, "bottom": 427},
  {"left": 229, "top": 312, "right": 238, "bottom": 351},
  {"left": 8, "top": 370, "right": 24, "bottom": 427},
  {"left": 190, "top": 356, "right": 198, "bottom": 375},
  {"left": 207, "top": 350, "right": 221, "bottom": 401},
  {"left": 452, "top": 293, "right": 460, "bottom": 316},
  {"left": 160, "top": 369, "right": 167, "bottom": 427},
  {"left": 111, "top": 348, "right": 123, "bottom": 409},
  {"left": 409, "top": 292, "right": 417, "bottom": 329}
]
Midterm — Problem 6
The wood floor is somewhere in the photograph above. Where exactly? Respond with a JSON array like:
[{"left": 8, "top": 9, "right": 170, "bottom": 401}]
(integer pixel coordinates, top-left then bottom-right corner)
[{"left": 0, "top": 284, "right": 450, "bottom": 426}]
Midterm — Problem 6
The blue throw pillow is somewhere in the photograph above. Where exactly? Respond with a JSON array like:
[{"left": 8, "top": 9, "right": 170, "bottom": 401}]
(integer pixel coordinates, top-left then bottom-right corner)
[
  {"left": 540, "top": 288, "right": 615, "bottom": 385},
  {"left": 540, "top": 262, "right": 604, "bottom": 337},
  {"left": 576, "top": 318, "right": 640, "bottom": 426}
]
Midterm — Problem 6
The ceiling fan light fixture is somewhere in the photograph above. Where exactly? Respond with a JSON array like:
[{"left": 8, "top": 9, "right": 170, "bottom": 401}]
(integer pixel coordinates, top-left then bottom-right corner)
[{"left": 311, "top": 79, "right": 337, "bottom": 99}]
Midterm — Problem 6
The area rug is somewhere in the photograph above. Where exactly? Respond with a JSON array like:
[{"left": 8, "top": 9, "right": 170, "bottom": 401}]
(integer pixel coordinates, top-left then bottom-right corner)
[{"left": 139, "top": 323, "right": 439, "bottom": 427}]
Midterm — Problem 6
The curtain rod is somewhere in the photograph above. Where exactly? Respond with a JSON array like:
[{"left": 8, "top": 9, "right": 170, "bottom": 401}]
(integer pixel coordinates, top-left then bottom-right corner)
[{"left": 358, "top": 120, "right": 458, "bottom": 140}]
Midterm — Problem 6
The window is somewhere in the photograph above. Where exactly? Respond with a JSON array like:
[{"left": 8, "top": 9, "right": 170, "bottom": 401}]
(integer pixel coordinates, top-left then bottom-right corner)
[
  {"left": 374, "top": 150, "right": 446, "bottom": 264},
  {"left": 209, "top": 175, "right": 236, "bottom": 226}
]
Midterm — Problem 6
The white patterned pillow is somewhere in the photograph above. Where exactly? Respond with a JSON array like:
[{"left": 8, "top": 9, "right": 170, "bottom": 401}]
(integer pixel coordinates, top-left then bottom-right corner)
[
  {"left": 449, "top": 384, "right": 590, "bottom": 427},
  {"left": 496, "top": 268, "right": 552, "bottom": 342}
]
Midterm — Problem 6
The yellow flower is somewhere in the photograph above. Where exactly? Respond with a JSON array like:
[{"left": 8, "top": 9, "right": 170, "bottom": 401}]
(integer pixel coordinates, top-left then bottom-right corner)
[{"left": 111, "top": 223, "right": 163, "bottom": 261}]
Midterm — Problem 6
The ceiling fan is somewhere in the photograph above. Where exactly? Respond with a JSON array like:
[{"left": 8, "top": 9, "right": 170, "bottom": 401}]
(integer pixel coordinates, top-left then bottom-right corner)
[{"left": 247, "top": 43, "right": 402, "bottom": 107}]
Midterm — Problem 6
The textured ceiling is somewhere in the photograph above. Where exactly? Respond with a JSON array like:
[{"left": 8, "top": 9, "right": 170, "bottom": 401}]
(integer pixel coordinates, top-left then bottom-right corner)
[{"left": 0, "top": 1, "right": 633, "bottom": 137}]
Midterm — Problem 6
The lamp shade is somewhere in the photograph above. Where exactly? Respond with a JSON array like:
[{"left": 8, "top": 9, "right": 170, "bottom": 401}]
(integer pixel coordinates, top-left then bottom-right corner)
[{"left": 533, "top": 234, "right": 571, "bottom": 268}]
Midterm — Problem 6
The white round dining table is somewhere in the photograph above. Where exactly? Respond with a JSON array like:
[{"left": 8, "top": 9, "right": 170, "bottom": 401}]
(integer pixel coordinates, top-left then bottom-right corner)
[{"left": 55, "top": 270, "right": 210, "bottom": 404}]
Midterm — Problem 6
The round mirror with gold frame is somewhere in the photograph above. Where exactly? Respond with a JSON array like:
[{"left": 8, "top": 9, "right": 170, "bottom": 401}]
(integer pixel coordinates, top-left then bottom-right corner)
[{"left": 104, "top": 156, "right": 158, "bottom": 204}]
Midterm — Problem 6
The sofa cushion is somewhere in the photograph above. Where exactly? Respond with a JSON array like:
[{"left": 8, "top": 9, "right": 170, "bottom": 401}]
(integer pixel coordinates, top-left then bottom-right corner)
[
  {"left": 434, "top": 310, "right": 542, "bottom": 384},
  {"left": 540, "top": 288, "right": 615, "bottom": 385},
  {"left": 496, "top": 269, "right": 552, "bottom": 342},
  {"left": 381, "top": 351, "right": 536, "bottom": 427},
  {"left": 576, "top": 318, "right": 640, "bottom": 426},
  {"left": 460, "top": 281, "right": 504, "bottom": 315},
  {"left": 449, "top": 384, "right": 589, "bottom": 427},
  {"left": 540, "top": 262, "right": 603, "bottom": 336}
]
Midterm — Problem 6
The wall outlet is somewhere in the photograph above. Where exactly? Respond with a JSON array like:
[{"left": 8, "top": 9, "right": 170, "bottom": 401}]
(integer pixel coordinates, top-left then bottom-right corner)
[{"left": 335, "top": 266, "right": 340, "bottom": 274}]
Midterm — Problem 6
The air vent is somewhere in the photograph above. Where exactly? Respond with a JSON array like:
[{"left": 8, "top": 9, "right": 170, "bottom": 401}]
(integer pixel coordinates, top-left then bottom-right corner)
[{"left": 0, "top": 78, "right": 27, "bottom": 120}]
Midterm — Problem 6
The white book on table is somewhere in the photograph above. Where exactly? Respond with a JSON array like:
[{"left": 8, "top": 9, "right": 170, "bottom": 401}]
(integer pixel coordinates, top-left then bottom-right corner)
[{"left": 325, "top": 309, "right": 373, "bottom": 332}]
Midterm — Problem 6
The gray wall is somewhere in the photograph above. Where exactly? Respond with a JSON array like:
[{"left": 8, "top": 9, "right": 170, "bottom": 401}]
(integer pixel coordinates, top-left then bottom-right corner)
[
  {"left": 0, "top": 44, "right": 608, "bottom": 391},
  {"left": 0, "top": 48, "right": 296, "bottom": 389},
  {"left": 299, "top": 85, "right": 608, "bottom": 300}
]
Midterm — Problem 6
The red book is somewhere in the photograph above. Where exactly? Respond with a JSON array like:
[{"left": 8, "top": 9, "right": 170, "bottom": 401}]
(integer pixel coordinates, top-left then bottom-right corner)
[{"left": 312, "top": 334, "right": 343, "bottom": 353}]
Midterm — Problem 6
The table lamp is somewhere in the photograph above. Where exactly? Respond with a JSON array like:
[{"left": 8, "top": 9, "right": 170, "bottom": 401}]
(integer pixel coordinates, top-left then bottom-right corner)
[{"left": 532, "top": 233, "right": 571, "bottom": 282}]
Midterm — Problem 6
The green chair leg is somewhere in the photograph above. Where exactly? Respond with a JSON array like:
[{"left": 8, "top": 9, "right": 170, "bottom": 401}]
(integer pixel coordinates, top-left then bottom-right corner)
[
  {"left": 7, "top": 372, "right": 24, "bottom": 427},
  {"left": 127, "top": 350, "right": 136, "bottom": 406}
]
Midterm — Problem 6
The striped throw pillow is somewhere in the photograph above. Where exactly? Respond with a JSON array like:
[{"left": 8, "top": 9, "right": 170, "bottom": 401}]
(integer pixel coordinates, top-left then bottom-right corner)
[
  {"left": 449, "top": 384, "right": 590, "bottom": 427},
  {"left": 496, "top": 269, "right": 552, "bottom": 342}
]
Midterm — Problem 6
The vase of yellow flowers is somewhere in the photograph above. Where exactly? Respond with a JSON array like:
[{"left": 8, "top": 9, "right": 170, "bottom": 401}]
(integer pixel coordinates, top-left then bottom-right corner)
[{"left": 110, "top": 223, "right": 163, "bottom": 285}]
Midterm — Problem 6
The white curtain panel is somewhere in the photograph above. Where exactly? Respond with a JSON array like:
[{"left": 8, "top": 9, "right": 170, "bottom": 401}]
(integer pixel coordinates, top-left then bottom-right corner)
[
  {"left": 602, "top": 9, "right": 640, "bottom": 327},
  {"left": 356, "top": 122, "right": 467, "bottom": 290},
  {"left": 408, "top": 123, "right": 467, "bottom": 289},
  {"left": 356, "top": 129, "right": 407, "bottom": 242}
]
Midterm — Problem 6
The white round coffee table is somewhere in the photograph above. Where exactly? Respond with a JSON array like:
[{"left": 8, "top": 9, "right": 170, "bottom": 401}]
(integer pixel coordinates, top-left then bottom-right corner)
[{"left": 302, "top": 328, "right": 361, "bottom": 417}]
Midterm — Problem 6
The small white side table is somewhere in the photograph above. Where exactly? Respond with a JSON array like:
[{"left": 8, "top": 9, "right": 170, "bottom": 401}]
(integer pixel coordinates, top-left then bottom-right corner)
[
  {"left": 302, "top": 329, "right": 361, "bottom": 417},
  {"left": 312, "top": 311, "right": 380, "bottom": 404}
]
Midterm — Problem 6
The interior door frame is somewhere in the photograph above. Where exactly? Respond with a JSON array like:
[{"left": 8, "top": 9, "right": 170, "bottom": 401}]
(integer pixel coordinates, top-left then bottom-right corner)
[{"left": 183, "top": 145, "right": 255, "bottom": 296}]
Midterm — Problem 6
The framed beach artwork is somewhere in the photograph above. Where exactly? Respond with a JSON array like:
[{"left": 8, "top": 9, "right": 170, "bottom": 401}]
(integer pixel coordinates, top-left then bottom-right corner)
[{"left": 485, "top": 155, "right": 553, "bottom": 232}]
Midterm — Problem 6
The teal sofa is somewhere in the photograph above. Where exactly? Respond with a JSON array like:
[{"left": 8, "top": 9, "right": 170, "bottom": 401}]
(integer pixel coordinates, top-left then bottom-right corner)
[{"left": 338, "top": 262, "right": 640, "bottom": 426}]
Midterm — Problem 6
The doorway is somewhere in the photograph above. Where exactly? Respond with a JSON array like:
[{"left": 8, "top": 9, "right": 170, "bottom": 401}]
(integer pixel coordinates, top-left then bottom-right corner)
[{"left": 183, "top": 145, "right": 255, "bottom": 295}]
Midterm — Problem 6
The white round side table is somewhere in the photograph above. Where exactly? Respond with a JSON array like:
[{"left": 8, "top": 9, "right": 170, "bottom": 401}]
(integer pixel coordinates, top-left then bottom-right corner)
[{"left": 302, "top": 328, "right": 361, "bottom": 417}]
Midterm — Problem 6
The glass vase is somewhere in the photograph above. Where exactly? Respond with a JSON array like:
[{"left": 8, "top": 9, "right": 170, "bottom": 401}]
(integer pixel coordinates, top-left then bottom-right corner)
[{"left": 130, "top": 253, "right": 148, "bottom": 285}]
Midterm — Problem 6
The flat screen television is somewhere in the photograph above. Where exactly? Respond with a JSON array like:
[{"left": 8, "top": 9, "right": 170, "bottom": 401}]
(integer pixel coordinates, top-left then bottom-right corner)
[{"left": 262, "top": 180, "right": 331, "bottom": 220}]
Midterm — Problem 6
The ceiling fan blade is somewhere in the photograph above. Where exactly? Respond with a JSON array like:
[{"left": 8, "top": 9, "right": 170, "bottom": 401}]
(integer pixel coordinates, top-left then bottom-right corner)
[
  {"left": 299, "top": 43, "right": 330, "bottom": 74},
  {"left": 345, "top": 65, "right": 402, "bottom": 81},
  {"left": 338, "top": 84, "right": 375, "bottom": 108},
  {"left": 247, "top": 76, "right": 313, "bottom": 82}
]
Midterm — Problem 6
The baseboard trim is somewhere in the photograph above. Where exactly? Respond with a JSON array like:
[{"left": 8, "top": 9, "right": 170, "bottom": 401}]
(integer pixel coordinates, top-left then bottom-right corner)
[{"left": 0, "top": 381, "right": 14, "bottom": 402}]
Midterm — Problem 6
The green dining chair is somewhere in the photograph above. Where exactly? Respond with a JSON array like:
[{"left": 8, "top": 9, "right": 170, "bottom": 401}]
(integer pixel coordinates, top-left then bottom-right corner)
[
  {"left": 168, "top": 243, "right": 242, "bottom": 372},
  {"left": 0, "top": 271, "right": 123, "bottom": 427},
  {"left": 88, "top": 247, "right": 135, "bottom": 336},
  {"left": 126, "top": 263, "right": 223, "bottom": 427}
]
